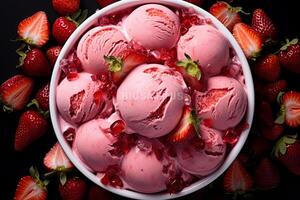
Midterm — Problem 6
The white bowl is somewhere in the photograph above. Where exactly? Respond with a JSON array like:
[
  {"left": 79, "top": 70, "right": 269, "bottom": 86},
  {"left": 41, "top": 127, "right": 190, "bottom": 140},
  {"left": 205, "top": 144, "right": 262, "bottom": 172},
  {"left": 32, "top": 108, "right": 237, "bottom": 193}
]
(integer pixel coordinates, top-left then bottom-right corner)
[{"left": 50, "top": 0, "right": 255, "bottom": 199}]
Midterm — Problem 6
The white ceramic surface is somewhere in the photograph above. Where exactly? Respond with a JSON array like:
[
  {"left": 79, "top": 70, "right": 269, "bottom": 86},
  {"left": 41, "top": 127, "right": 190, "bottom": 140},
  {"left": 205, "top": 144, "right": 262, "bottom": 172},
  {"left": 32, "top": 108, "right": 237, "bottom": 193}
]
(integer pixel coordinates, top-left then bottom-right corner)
[{"left": 50, "top": 0, "right": 255, "bottom": 199}]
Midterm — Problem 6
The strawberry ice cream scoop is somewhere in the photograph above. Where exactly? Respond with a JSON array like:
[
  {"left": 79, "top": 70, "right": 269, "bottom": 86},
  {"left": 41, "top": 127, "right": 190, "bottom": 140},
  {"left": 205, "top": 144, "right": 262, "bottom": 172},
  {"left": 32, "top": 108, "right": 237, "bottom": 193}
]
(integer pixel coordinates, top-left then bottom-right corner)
[
  {"left": 77, "top": 26, "right": 128, "bottom": 75},
  {"left": 194, "top": 76, "right": 247, "bottom": 130},
  {"left": 124, "top": 4, "right": 180, "bottom": 49},
  {"left": 115, "top": 64, "right": 188, "bottom": 138},
  {"left": 176, "top": 126, "right": 226, "bottom": 176},
  {"left": 56, "top": 72, "right": 107, "bottom": 125},
  {"left": 121, "top": 138, "right": 169, "bottom": 193},
  {"left": 72, "top": 119, "right": 121, "bottom": 172},
  {"left": 177, "top": 25, "right": 230, "bottom": 77}
]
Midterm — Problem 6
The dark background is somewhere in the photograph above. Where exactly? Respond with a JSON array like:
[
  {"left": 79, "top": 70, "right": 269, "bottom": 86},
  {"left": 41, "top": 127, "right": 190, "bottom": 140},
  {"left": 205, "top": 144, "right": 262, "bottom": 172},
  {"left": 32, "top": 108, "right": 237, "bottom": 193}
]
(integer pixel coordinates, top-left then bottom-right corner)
[{"left": 0, "top": 0, "right": 299, "bottom": 199}]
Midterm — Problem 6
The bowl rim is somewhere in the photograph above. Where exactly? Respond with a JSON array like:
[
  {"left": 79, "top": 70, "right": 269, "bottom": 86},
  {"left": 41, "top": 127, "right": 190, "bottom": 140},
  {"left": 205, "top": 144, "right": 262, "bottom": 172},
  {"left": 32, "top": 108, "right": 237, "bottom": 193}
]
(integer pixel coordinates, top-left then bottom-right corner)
[{"left": 50, "top": 0, "right": 255, "bottom": 199}]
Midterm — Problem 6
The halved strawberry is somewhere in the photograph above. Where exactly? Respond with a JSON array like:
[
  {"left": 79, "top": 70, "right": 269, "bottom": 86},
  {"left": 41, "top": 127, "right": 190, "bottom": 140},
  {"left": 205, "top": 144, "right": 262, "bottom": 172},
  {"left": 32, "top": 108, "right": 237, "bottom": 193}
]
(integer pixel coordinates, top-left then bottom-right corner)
[
  {"left": 176, "top": 53, "right": 206, "bottom": 91},
  {"left": 43, "top": 143, "right": 74, "bottom": 171},
  {"left": 0, "top": 75, "right": 34, "bottom": 112},
  {"left": 14, "top": 167, "right": 48, "bottom": 200},
  {"left": 223, "top": 159, "right": 254, "bottom": 193},
  {"left": 276, "top": 91, "right": 300, "bottom": 127},
  {"left": 17, "top": 11, "right": 50, "bottom": 47},
  {"left": 168, "top": 106, "right": 200, "bottom": 143},
  {"left": 209, "top": 1, "right": 244, "bottom": 32},
  {"left": 105, "top": 49, "right": 148, "bottom": 85},
  {"left": 233, "top": 23, "right": 263, "bottom": 58}
]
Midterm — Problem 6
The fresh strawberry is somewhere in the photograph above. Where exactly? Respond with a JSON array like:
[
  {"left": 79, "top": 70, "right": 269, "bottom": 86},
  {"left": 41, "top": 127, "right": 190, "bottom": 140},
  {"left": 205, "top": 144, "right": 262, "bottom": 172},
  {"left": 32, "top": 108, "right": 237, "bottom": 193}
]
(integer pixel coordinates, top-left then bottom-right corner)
[
  {"left": 47, "top": 46, "right": 62, "bottom": 66},
  {"left": 15, "top": 110, "right": 48, "bottom": 151},
  {"left": 254, "top": 158, "right": 280, "bottom": 190},
  {"left": 253, "top": 54, "right": 281, "bottom": 82},
  {"left": 52, "top": 17, "right": 77, "bottom": 44},
  {"left": 52, "top": 0, "right": 80, "bottom": 15},
  {"left": 19, "top": 48, "right": 51, "bottom": 77},
  {"left": 274, "top": 134, "right": 300, "bottom": 175},
  {"left": 168, "top": 106, "right": 200, "bottom": 143},
  {"left": 88, "top": 185, "right": 114, "bottom": 200},
  {"left": 96, "top": 0, "right": 118, "bottom": 8},
  {"left": 176, "top": 54, "right": 206, "bottom": 91},
  {"left": 43, "top": 143, "right": 74, "bottom": 171},
  {"left": 233, "top": 23, "right": 263, "bottom": 58},
  {"left": 105, "top": 49, "right": 148, "bottom": 85},
  {"left": 223, "top": 159, "right": 254, "bottom": 192},
  {"left": 59, "top": 177, "right": 87, "bottom": 200},
  {"left": 17, "top": 11, "right": 49, "bottom": 47},
  {"left": 261, "top": 124, "right": 284, "bottom": 141},
  {"left": 276, "top": 91, "right": 300, "bottom": 127},
  {"left": 252, "top": 9, "right": 277, "bottom": 41},
  {"left": 14, "top": 167, "right": 48, "bottom": 200},
  {"left": 278, "top": 39, "right": 300, "bottom": 74},
  {"left": 209, "top": 1, "right": 243, "bottom": 32},
  {"left": 35, "top": 83, "right": 50, "bottom": 111},
  {"left": 0, "top": 75, "right": 34, "bottom": 111},
  {"left": 261, "top": 80, "right": 287, "bottom": 102}
]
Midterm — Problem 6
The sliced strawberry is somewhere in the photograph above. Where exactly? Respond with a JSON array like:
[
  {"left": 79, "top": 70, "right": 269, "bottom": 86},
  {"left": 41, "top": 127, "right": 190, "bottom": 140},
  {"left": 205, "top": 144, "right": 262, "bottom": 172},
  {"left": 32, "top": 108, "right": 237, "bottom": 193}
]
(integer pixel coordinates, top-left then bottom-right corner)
[
  {"left": 176, "top": 53, "right": 206, "bottom": 91},
  {"left": 15, "top": 110, "right": 48, "bottom": 151},
  {"left": 274, "top": 134, "right": 300, "bottom": 175},
  {"left": 168, "top": 106, "right": 200, "bottom": 143},
  {"left": 276, "top": 91, "right": 300, "bottom": 127},
  {"left": 233, "top": 23, "right": 263, "bottom": 58},
  {"left": 43, "top": 143, "right": 74, "bottom": 171},
  {"left": 223, "top": 159, "right": 254, "bottom": 192},
  {"left": 106, "top": 49, "right": 148, "bottom": 85},
  {"left": 59, "top": 176, "right": 87, "bottom": 200},
  {"left": 252, "top": 9, "right": 277, "bottom": 41},
  {"left": 209, "top": 1, "right": 243, "bottom": 32},
  {"left": 254, "top": 158, "right": 280, "bottom": 190},
  {"left": 14, "top": 167, "right": 48, "bottom": 200},
  {"left": 0, "top": 75, "right": 34, "bottom": 111},
  {"left": 253, "top": 54, "right": 281, "bottom": 82},
  {"left": 17, "top": 11, "right": 50, "bottom": 47}
]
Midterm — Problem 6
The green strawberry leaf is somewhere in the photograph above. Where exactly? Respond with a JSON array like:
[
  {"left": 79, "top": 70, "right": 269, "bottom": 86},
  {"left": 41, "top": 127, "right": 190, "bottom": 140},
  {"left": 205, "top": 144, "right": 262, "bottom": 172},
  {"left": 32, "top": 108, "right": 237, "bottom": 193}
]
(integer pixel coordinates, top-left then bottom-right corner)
[
  {"left": 275, "top": 105, "right": 285, "bottom": 124},
  {"left": 60, "top": 172, "right": 67, "bottom": 186}
]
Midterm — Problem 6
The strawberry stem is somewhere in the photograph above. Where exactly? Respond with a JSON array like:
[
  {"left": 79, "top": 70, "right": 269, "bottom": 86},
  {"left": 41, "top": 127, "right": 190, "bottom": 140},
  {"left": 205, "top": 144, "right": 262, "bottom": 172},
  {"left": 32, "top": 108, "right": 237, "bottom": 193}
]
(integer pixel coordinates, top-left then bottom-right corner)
[
  {"left": 105, "top": 55, "right": 123, "bottom": 72},
  {"left": 176, "top": 53, "right": 201, "bottom": 80}
]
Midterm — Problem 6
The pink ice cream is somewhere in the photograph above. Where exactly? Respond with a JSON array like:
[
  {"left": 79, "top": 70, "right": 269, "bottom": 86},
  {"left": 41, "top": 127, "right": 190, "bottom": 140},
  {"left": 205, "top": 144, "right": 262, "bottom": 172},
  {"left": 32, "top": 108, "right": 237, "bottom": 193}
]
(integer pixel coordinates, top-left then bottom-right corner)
[
  {"left": 177, "top": 25, "right": 230, "bottom": 77},
  {"left": 115, "top": 64, "right": 187, "bottom": 138},
  {"left": 176, "top": 126, "right": 226, "bottom": 176},
  {"left": 56, "top": 72, "right": 107, "bottom": 125},
  {"left": 124, "top": 4, "right": 180, "bottom": 49},
  {"left": 73, "top": 119, "right": 121, "bottom": 172},
  {"left": 77, "top": 26, "right": 128, "bottom": 75},
  {"left": 121, "top": 138, "right": 169, "bottom": 193},
  {"left": 194, "top": 76, "right": 247, "bottom": 130}
]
